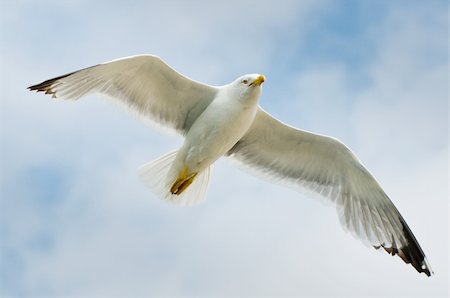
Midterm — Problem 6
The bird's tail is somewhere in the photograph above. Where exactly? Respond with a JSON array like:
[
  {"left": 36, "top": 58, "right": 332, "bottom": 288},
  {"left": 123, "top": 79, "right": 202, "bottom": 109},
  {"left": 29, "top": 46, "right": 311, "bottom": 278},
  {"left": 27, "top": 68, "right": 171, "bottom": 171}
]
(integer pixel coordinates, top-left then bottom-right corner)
[{"left": 138, "top": 150, "right": 212, "bottom": 206}]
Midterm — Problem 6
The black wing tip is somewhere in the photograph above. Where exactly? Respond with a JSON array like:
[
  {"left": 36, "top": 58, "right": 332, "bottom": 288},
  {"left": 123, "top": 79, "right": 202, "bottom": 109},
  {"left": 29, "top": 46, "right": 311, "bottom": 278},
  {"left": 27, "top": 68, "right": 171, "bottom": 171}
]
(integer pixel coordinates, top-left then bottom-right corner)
[
  {"left": 28, "top": 83, "right": 57, "bottom": 98},
  {"left": 27, "top": 71, "right": 75, "bottom": 96},
  {"left": 375, "top": 245, "right": 432, "bottom": 276},
  {"left": 28, "top": 81, "right": 52, "bottom": 92},
  {"left": 374, "top": 217, "right": 433, "bottom": 277},
  {"left": 28, "top": 78, "right": 58, "bottom": 96}
]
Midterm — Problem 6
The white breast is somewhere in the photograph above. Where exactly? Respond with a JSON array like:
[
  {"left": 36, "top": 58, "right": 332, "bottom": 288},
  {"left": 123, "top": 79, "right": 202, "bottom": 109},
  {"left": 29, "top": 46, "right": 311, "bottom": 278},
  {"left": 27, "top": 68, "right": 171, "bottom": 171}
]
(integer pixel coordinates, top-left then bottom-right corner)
[{"left": 180, "top": 87, "right": 259, "bottom": 173}]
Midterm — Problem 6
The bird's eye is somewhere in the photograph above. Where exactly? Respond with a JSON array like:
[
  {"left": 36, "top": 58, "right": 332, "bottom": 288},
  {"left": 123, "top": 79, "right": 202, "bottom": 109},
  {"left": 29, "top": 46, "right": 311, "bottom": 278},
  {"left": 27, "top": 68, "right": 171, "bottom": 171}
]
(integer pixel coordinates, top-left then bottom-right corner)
[{"left": 242, "top": 79, "right": 248, "bottom": 84}]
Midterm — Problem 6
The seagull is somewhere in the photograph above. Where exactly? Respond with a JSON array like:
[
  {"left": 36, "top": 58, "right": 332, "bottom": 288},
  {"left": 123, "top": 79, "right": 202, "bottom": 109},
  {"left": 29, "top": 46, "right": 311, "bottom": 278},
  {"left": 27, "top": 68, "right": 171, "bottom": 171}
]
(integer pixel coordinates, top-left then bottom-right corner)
[{"left": 28, "top": 54, "right": 432, "bottom": 276}]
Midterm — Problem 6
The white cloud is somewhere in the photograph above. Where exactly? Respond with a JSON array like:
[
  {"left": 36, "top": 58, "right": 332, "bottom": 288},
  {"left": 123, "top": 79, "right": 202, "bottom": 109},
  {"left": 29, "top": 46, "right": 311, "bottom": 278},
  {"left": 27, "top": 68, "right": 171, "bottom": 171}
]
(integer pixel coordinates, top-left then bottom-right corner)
[{"left": 1, "top": 0, "right": 448, "bottom": 296}]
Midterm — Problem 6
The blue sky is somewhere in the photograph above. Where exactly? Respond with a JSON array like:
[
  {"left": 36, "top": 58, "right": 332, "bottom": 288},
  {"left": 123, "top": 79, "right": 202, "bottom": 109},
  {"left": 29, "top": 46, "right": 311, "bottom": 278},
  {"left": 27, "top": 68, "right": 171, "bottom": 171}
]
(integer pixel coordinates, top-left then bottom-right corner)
[{"left": 0, "top": 0, "right": 448, "bottom": 296}]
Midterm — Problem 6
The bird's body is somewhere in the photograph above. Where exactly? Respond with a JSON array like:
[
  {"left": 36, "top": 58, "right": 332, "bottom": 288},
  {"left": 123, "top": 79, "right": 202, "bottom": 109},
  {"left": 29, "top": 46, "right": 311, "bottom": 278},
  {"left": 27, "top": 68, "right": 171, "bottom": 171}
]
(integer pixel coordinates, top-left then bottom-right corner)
[
  {"left": 29, "top": 54, "right": 432, "bottom": 276},
  {"left": 175, "top": 78, "right": 261, "bottom": 180}
]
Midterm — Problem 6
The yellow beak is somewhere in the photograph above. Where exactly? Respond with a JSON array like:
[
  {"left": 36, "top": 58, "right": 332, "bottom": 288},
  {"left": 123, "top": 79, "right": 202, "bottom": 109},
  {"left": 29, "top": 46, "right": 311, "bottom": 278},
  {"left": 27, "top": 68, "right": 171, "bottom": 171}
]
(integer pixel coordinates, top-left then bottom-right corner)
[{"left": 252, "top": 74, "right": 265, "bottom": 86}]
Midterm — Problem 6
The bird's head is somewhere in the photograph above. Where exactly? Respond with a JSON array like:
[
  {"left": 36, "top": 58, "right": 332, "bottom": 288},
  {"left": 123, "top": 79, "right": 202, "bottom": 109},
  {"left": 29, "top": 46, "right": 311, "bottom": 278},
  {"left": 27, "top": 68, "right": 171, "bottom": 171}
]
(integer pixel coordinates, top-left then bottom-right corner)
[{"left": 230, "top": 73, "right": 265, "bottom": 101}]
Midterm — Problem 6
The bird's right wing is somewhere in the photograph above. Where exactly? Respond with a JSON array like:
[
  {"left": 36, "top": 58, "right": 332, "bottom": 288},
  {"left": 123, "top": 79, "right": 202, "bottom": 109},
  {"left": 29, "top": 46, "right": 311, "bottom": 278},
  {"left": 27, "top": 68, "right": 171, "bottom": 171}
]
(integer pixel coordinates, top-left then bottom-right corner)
[
  {"left": 28, "top": 54, "right": 219, "bottom": 135},
  {"left": 228, "top": 108, "right": 432, "bottom": 276}
]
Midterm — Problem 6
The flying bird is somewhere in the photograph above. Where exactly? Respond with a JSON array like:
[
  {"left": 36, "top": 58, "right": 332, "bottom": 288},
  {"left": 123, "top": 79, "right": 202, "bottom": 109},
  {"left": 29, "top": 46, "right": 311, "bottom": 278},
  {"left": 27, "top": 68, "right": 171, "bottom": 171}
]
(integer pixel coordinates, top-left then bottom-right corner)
[{"left": 28, "top": 54, "right": 432, "bottom": 276}]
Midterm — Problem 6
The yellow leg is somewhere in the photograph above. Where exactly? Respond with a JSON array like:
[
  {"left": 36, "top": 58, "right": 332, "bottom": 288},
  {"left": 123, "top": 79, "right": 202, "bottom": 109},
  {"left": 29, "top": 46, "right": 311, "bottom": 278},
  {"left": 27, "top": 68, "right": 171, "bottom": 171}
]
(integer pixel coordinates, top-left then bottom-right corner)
[{"left": 170, "top": 165, "right": 198, "bottom": 195}]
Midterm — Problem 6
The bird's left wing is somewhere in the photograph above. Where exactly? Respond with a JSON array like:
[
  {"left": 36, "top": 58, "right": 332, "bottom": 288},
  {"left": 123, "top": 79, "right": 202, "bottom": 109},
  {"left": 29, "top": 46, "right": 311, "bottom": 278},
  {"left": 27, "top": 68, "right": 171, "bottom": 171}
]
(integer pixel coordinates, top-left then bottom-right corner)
[
  {"left": 228, "top": 108, "right": 432, "bottom": 276},
  {"left": 28, "top": 55, "right": 218, "bottom": 134}
]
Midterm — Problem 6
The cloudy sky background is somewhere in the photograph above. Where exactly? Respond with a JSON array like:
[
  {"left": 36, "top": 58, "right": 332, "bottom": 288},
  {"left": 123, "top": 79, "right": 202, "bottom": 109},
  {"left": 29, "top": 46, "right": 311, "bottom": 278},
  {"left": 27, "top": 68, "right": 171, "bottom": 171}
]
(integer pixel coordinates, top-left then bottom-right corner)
[{"left": 0, "top": 0, "right": 448, "bottom": 296}]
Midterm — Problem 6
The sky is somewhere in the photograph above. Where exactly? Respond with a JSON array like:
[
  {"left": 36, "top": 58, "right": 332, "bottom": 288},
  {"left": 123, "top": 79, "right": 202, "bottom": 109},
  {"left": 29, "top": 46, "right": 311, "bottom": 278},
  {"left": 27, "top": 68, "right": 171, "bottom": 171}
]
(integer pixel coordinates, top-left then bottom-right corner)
[{"left": 0, "top": 0, "right": 448, "bottom": 296}]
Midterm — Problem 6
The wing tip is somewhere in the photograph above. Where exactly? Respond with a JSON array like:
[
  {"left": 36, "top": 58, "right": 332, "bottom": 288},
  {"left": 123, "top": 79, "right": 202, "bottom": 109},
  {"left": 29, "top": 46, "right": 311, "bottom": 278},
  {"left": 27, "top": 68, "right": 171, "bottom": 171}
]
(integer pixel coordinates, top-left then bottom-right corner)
[
  {"left": 374, "top": 245, "right": 433, "bottom": 276},
  {"left": 27, "top": 71, "right": 75, "bottom": 98},
  {"left": 374, "top": 216, "right": 433, "bottom": 277}
]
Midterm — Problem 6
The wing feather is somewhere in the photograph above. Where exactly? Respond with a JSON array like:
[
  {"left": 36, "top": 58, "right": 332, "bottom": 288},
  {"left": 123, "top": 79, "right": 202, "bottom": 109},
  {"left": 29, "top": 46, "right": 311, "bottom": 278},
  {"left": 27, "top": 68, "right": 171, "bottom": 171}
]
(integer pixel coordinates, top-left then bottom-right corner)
[
  {"left": 28, "top": 55, "right": 218, "bottom": 134},
  {"left": 228, "top": 108, "right": 432, "bottom": 276}
]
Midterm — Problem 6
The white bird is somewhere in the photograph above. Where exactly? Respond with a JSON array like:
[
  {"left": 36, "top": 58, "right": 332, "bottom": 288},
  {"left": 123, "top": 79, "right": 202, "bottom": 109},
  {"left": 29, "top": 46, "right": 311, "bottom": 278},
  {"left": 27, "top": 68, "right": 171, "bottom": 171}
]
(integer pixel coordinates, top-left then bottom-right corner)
[{"left": 29, "top": 54, "right": 432, "bottom": 276}]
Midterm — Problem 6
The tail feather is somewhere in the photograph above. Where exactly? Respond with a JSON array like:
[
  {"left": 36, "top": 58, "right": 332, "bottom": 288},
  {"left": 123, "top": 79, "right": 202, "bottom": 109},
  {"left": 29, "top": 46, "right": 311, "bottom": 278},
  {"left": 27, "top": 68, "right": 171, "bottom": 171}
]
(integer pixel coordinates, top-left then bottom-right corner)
[{"left": 138, "top": 150, "right": 212, "bottom": 206}]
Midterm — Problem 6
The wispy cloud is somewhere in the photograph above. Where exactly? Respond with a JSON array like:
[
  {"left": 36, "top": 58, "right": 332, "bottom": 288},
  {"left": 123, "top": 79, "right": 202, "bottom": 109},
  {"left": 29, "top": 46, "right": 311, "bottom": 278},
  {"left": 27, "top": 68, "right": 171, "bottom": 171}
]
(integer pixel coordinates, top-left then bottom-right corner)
[{"left": 1, "top": 0, "right": 447, "bottom": 296}]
